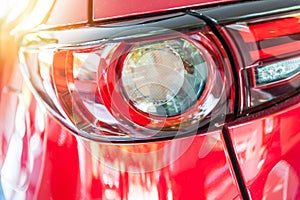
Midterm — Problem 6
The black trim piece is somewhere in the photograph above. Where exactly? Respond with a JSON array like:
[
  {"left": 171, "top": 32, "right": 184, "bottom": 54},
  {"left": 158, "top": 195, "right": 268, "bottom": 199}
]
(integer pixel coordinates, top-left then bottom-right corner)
[
  {"left": 222, "top": 127, "right": 250, "bottom": 200},
  {"left": 191, "top": 0, "right": 300, "bottom": 25},
  {"left": 187, "top": 10, "right": 249, "bottom": 199},
  {"left": 187, "top": 11, "right": 240, "bottom": 121}
]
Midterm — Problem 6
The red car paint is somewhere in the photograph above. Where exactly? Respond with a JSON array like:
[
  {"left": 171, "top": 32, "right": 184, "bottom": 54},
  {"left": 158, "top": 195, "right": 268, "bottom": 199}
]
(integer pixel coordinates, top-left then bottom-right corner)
[
  {"left": 1, "top": 0, "right": 300, "bottom": 200},
  {"left": 45, "top": 0, "right": 88, "bottom": 25},
  {"left": 0, "top": 85, "right": 240, "bottom": 199},
  {"left": 35, "top": 119, "right": 239, "bottom": 199},
  {"left": 93, "top": 0, "right": 238, "bottom": 22},
  {"left": 227, "top": 94, "right": 300, "bottom": 199},
  {"left": 42, "top": 0, "right": 238, "bottom": 25}
]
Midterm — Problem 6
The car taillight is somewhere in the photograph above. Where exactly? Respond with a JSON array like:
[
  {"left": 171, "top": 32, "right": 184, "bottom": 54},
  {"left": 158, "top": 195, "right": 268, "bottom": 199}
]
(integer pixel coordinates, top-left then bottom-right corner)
[
  {"left": 19, "top": 14, "right": 234, "bottom": 142},
  {"left": 223, "top": 12, "right": 300, "bottom": 111}
]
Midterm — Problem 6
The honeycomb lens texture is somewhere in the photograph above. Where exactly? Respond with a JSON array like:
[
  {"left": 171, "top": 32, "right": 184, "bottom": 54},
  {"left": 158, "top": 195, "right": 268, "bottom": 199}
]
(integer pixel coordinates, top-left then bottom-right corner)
[{"left": 121, "top": 38, "right": 208, "bottom": 116}]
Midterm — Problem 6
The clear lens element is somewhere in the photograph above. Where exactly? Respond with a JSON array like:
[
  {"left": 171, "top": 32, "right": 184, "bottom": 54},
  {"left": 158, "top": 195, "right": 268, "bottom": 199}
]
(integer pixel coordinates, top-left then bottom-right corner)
[
  {"left": 19, "top": 26, "right": 233, "bottom": 141},
  {"left": 255, "top": 57, "right": 300, "bottom": 86},
  {"left": 121, "top": 39, "right": 207, "bottom": 116}
]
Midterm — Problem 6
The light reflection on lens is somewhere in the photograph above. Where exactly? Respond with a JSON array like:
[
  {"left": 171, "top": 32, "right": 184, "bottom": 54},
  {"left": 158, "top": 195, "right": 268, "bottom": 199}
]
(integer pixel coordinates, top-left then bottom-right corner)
[{"left": 121, "top": 38, "right": 207, "bottom": 116}]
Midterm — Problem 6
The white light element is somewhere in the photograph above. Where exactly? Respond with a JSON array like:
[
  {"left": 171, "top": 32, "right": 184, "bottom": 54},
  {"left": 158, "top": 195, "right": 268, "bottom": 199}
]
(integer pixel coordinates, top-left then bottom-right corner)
[
  {"left": 123, "top": 49, "right": 185, "bottom": 103},
  {"left": 121, "top": 39, "right": 207, "bottom": 116},
  {"left": 255, "top": 57, "right": 300, "bottom": 85}
]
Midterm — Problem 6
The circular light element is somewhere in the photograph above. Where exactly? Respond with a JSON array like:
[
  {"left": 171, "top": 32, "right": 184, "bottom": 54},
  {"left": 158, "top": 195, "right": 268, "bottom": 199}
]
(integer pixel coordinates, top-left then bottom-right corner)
[{"left": 121, "top": 38, "right": 207, "bottom": 116}]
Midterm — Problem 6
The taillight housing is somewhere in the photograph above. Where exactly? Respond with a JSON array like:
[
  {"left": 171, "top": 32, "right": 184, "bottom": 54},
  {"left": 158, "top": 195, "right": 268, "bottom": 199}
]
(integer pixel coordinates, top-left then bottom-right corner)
[
  {"left": 222, "top": 12, "right": 300, "bottom": 112},
  {"left": 19, "top": 13, "right": 235, "bottom": 142}
]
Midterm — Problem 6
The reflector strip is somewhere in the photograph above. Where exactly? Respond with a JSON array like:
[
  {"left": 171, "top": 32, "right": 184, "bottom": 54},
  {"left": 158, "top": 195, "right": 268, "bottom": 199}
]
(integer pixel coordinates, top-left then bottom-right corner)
[{"left": 255, "top": 57, "right": 300, "bottom": 86}]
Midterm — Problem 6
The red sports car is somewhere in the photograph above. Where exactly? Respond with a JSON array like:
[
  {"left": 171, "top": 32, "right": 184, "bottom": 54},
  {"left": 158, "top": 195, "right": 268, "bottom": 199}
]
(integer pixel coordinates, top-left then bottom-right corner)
[{"left": 1, "top": 0, "right": 300, "bottom": 199}]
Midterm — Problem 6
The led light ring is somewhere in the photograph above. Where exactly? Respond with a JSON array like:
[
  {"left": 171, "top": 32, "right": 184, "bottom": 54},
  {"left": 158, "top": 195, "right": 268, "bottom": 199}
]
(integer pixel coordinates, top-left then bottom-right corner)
[
  {"left": 96, "top": 43, "right": 154, "bottom": 127},
  {"left": 98, "top": 35, "right": 224, "bottom": 129},
  {"left": 98, "top": 45, "right": 153, "bottom": 127}
]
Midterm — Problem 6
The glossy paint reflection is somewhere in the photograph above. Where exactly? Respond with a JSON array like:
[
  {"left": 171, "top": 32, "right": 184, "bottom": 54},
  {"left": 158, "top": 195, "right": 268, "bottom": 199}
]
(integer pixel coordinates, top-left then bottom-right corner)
[
  {"left": 0, "top": 85, "right": 45, "bottom": 200},
  {"left": 93, "top": 0, "right": 238, "bottom": 21},
  {"left": 0, "top": 16, "right": 45, "bottom": 199},
  {"left": 30, "top": 116, "right": 240, "bottom": 200},
  {"left": 227, "top": 95, "right": 300, "bottom": 199},
  {"left": 0, "top": 86, "right": 31, "bottom": 191},
  {"left": 263, "top": 161, "right": 299, "bottom": 200}
]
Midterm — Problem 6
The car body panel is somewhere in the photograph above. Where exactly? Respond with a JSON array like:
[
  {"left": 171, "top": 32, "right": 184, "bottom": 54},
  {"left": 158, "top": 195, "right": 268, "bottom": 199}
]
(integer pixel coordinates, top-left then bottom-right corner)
[
  {"left": 227, "top": 94, "right": 300, "bottom": 199},
  {"left": 93, "top": 0, "right": 238, "bottom": 22},
  {"left": 45, "top": 0, "right": 88, "bottom": 25},
  {"left": 40, "top": 0, "right": 238, "bottom": 26},
  {"left": 0, "top": 84, "right": 240, "bottom": 199}
]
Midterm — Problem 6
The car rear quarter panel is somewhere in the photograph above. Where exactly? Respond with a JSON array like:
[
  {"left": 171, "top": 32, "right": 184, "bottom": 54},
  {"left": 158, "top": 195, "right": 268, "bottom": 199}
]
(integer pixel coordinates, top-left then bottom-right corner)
[
  {"left": 227, "top": 94, "right": 300, "bottom": 199},
  {"left": 0, "top": 90, "right": 241, "bottom": 199},
  {"left": 93, "top": 0, "right": 238, "bottom": 22}
]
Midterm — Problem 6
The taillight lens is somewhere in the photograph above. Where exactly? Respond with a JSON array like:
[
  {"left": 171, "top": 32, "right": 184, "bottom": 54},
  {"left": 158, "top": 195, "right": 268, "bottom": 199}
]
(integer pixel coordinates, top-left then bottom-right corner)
[
  {"left": 19, "top": 14, "right": 234, "bottom": 141},
  {"left": 223, "top": 13, "right": 300, "bottom": 111},
  {"left": 121, "top": 38, "right": 207, "bottom": 117}
]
